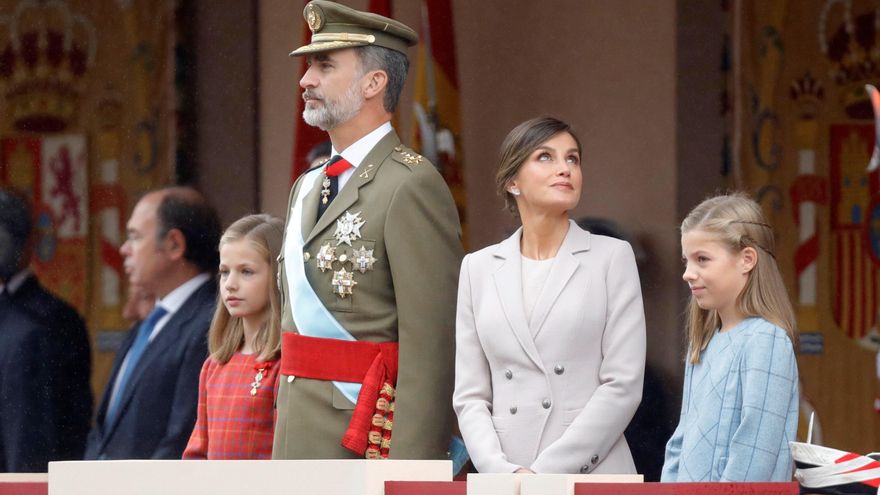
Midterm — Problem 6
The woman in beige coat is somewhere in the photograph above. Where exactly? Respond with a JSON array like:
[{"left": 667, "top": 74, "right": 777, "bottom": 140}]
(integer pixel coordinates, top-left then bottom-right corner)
[{"left": 453, "top": 117, "right": 646, "bottom": 474}]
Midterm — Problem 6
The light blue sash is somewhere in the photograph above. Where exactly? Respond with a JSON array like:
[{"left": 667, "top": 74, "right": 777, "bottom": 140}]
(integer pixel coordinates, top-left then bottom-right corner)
[{"left": 283, "top": 167, "right": 361, "bottom": 404}]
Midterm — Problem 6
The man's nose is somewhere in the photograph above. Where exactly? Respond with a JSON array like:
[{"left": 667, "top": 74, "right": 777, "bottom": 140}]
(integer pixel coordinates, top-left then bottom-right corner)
[{"left": 300, "top": 66, "right": 317, "bottom": 89}]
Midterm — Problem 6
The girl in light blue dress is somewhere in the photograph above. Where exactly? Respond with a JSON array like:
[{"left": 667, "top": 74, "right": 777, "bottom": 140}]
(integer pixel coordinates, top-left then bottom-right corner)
[{"left": 662, "top": 193, "right": 799, "bottom": 482}]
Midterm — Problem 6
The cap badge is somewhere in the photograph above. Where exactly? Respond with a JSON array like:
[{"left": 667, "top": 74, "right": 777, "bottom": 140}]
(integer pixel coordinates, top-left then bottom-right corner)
[{"left": 306, "top": 5, "right": 323, "bottom": 33}]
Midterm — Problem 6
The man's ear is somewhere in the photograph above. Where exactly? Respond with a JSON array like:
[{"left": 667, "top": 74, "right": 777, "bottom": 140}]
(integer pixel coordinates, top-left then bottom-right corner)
[
  {"left": 163, "top": 229, "right": 187, "bottom": 262},
  {"left": 363, "top": 69, "right": 388, "bottom": 100}
]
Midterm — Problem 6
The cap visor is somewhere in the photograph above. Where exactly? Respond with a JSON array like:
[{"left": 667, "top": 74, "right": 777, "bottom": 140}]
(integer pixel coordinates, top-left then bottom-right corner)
[{"left": 289, "top": 40, "right": 368, "bottom": 56}]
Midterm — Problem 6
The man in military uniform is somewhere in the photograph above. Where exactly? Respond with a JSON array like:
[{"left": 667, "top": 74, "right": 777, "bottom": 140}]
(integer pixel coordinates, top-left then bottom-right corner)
[{"left": 274, "top": 0, "right": 463, "bottom": 460}]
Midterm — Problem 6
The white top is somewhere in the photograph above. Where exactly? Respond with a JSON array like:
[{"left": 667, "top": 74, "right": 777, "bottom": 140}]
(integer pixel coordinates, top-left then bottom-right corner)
[
  {"left": 521, "top": 255, "right": 554, "bottom": 332},
  {"left": 331, "top": 121, "right": 393, "bottom": 191}
]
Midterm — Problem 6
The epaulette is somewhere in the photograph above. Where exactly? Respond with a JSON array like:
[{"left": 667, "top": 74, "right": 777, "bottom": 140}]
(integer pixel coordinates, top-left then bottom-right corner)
[{"left": 391, "top": 145, "right": 426, "bottom": 167}]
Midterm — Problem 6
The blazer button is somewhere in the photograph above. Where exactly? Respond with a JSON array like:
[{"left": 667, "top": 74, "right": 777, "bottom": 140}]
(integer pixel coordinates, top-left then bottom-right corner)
[
  {"left": 509, "top": 406, "right": 518, "bottom": 415},
  {"left": 580, "top": 465, "right": 589, "bottom": 474},
  {"left": 542, "top": 399, "right": 551, "bottom": 409},
  {"left": 303, "top": 252, "right": 311, "bottom": 262},
  {"left": 591, "top": 454, "right": 599, "bottom": 464},
  {"left": 554, "top": 364, "right": 565, "bottom": 375},
  {"left": 504, "top": 369, "right": 513, "bottom": 380}
]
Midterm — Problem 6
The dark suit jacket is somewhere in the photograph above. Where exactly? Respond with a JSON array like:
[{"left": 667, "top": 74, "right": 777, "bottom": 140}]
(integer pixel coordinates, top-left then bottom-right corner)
[
  {"left": 0, "top": 275, "right": 92, "bottom": 472},
  {"left": 85, "top": 279, "right": 215, "bottom": 460}
]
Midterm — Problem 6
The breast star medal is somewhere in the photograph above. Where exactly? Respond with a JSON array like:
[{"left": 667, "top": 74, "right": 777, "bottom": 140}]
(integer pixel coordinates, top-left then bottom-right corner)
[
  {"left": 315, "top": 243, "right": 337, "bottom": 272},
  {"left": 352, "top": 245, "right": 377, "bottom": 273},
  {"left": 334, "top": 211, "right": 366, "bottom": 246},
  {"left": 331, "top": 267, "right": 357, "bottom": 298}
]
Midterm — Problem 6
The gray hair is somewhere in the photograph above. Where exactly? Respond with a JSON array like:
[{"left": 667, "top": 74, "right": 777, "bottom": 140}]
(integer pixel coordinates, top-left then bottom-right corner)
[{"left": 355, "top": 45, "right": 409, "bottom": 113}]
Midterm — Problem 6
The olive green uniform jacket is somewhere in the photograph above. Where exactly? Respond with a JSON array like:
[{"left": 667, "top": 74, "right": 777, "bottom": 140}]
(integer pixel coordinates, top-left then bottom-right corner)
[{"left": 273, "top": 130, "right": 463, "bottom": 460}]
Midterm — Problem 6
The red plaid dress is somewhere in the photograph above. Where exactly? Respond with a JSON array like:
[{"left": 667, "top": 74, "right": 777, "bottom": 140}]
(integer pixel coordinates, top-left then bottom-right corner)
[{"left": 182, "top": 353, "right": 279, "bottom": 459}]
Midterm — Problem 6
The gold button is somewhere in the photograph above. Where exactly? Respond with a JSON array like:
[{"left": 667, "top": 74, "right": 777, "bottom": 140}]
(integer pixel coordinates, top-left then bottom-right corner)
[{"left": 303, "top": 252, "right": 311, "bottom": 262}]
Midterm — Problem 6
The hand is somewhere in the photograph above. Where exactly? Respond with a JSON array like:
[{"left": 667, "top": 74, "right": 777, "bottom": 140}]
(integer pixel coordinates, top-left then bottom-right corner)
[{"left": 514, "top": 468, "right": 535, "bottom": 474}]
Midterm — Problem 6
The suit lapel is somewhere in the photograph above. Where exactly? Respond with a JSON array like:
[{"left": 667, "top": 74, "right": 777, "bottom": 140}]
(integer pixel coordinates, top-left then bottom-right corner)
[
  {"left": 305, "top": 131, "right": 400, "bottom": 245},
  {"left": 530, "top": 221, "right": 590, "bottom": 339},
  {"left": 103, "top": 282, "right": 209, "bottom": 438},
  {"left": 492, "top": 229, "right": 546, "bottom": 372}
]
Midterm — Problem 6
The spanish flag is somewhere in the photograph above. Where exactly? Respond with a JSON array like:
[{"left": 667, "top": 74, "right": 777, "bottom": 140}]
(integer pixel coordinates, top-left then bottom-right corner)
[{"left": 410, "top": 0, "right": 467, "bottom": 247}]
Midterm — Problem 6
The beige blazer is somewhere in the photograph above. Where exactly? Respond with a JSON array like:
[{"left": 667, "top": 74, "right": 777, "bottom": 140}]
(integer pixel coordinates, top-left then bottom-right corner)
[{"left": 453, "top": 221, "right": 646, "bottom": 474}]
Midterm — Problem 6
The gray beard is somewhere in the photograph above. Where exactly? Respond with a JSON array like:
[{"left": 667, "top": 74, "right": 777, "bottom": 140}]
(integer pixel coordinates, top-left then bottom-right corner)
[{"left": 302, "top": 84, "right": 364, "bottom": 131}]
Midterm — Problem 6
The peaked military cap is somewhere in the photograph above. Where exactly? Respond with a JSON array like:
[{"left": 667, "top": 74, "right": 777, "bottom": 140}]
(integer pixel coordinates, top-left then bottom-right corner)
[{"left": 290, "top": 0, "right": 418, "bottom": 57}]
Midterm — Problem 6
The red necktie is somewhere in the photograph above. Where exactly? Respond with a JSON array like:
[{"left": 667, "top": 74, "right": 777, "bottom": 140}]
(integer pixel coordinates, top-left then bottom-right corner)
[{"left": 325, "top": 156, "right": 353, "bottom": 177}]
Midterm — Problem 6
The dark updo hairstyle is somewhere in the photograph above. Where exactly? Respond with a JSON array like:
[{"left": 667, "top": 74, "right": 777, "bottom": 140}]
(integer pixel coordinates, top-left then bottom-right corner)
[{"left": 494, "top": 116, "right": 582, "bottom": 215}]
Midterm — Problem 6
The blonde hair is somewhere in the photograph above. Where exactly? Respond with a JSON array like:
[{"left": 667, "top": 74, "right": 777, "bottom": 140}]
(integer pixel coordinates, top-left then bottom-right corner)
[
  {"left": 681, "top": 192, "right": 797, "bottom": 364},
  {"left": 209, "top": 214, "right": 284, "bottom": 363}
]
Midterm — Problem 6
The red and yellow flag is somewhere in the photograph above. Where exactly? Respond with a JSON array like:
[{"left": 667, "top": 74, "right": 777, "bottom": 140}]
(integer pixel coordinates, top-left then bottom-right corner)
[{"left": 410, "top": 0, "right": 467, "bottom": 246}]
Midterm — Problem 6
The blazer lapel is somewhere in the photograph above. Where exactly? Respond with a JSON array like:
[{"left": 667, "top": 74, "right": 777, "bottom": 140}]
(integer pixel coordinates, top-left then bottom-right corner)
[
  {"left": 306, "top": 131, "right": 400, "bottom": 244},
  {"left": 493, "top": 229, "right": 546, "bottom": 373},
  {"left": 530, "top": 220, "right": 590, "bottom": 339}
]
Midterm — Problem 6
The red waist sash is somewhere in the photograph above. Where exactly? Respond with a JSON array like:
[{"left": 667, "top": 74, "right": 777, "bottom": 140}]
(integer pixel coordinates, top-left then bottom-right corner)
[{"left": 281, "top": 333, "right": 399, "bottom": 457}]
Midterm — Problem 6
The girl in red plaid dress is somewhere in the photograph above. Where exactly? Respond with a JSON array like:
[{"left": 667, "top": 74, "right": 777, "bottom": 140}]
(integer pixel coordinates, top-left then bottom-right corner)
[{"left": 183, "top": 214, "right": 284, "bottom": 459}]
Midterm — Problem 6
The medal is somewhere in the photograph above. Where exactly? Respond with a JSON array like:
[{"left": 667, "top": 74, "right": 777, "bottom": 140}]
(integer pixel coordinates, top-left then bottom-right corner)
[
  {"left": 250, "top": 362, "right": 271, "bottom": 396},
  {"left": 321, "top": 175, "right": 331, "bottom": 205},
  {"left": 334, "top": 211, "right": 366, "bottom": 246},
  {"left": 331, "top": 267, "right": 357, "bottom": 298},
  {"left": 353, "top": 245, "right": 376, "bottom": 273},
  {"left": 315, "top": 243, "right": 337, "bottom": 272}
]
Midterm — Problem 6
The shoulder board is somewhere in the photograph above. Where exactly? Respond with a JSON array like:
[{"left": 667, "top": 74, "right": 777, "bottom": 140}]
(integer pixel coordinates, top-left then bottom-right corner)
[{"left": 391, "top": 145, "right": 426, "bottom": 167}]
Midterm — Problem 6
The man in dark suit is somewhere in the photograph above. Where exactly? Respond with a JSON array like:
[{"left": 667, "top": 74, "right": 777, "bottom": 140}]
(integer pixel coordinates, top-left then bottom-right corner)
[
  {"left": 0, "top": 187, "right": 92, "bottom": 472},
  {"left": 86, "top": 186, "right": 220, "bottom": 460}
]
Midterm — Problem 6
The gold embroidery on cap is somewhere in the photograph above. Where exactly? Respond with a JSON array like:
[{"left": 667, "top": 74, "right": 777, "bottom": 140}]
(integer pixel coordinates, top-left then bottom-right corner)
[{"left": 306, "top": 5, "right": 323, "bottom": 32}]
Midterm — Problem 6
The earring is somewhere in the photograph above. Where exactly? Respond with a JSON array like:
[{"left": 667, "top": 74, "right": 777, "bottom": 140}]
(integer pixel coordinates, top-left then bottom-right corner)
[{"left": 510, "top": 188, "right": 520, "bottom": 196}]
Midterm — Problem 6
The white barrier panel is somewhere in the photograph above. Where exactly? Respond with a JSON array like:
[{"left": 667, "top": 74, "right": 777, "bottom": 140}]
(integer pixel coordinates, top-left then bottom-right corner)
[
  {"left": 468, "top": 473, "right": 643, "bottom": 495},
  {"left": 0, "top": 474, "right": 48, "bottom": 482},
  {"left": 49, "top": 459, "right": 451, "bottom": 495}
]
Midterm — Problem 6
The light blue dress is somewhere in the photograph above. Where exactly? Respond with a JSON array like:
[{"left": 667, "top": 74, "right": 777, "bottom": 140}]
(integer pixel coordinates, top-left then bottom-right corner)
[{"left": 661, "top": 317, "right": 799, "bottom": 482}]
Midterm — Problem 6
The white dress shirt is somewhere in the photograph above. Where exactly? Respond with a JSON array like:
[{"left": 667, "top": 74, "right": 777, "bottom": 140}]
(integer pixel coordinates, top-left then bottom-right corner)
[{"left": 331, "top": 121, "right": 393, "bottom": 191}]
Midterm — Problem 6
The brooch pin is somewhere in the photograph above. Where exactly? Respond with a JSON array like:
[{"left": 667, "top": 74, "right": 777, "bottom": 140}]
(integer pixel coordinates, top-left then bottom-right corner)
[{"left": 334, "top": 211, "right": 365, "bottom": 246}]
